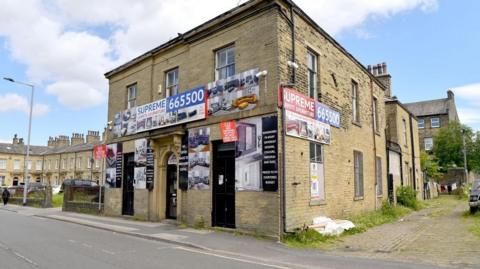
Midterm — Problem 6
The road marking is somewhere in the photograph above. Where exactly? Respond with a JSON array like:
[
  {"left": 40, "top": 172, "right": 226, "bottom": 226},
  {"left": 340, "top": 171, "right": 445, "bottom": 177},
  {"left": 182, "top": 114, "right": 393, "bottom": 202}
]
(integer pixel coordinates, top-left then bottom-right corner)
[
  {"left": 175, "top": 246, "right": 291, "bottom": 269},
  {"left": 0, "top": 241, "right": 40, "bottom": 268},
  {"left": 101, "top": 249, "right": 115, "bottom": 255},
  {"left": 82, "top": 243, "right": 93, "bottom": 248}
]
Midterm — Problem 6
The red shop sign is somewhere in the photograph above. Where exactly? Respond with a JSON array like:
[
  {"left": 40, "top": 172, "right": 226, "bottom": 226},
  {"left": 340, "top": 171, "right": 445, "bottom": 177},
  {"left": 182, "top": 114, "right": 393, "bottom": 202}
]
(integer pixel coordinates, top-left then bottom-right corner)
[
  {"left": 220, "top": 121, "right": 238, "bottom": 143},
  {"left": 282, "top": 87, "right": 315, "bottom": 118}
]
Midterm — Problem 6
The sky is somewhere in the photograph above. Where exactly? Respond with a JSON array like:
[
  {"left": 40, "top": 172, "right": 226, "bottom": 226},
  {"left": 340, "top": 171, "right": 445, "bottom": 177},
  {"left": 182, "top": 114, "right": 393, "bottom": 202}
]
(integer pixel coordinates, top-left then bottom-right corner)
[{"left": 0, "top": 0, "right": 479, "bottom": 145}]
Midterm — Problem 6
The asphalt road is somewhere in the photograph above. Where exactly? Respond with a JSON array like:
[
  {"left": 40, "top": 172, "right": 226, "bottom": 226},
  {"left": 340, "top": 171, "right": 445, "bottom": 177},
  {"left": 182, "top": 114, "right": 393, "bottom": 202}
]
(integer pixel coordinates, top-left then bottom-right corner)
[
  {"left": 0, "top": 209, "right": 284, "bottom": 269},
  {"left": 0, "top": 208, "right": 463, "bottom": 269}
]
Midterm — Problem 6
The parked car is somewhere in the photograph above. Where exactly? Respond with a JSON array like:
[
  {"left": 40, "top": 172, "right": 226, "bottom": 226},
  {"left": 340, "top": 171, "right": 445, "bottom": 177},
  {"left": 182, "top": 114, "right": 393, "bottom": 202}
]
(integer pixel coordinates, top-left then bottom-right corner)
[{"left": 469, "top": 179, "right": 480, "bottom": 214}]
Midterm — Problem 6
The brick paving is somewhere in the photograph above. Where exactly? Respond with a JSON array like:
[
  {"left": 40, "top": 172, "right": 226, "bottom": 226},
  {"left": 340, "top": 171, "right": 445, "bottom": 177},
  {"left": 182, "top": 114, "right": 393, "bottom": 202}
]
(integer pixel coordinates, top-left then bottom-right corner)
[{"left": 330, "top": 196, "right": 480, "bottom": 268}]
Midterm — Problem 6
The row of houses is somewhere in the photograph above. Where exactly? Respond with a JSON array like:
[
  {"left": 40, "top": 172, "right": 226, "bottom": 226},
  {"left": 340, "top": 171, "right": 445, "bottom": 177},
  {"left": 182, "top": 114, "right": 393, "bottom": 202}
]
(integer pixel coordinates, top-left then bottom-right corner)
[
  {"left": 0, "top": 131, "right": 104, "bottom": 187},
  {"left": 0, "top": 0, "right": 459, "bottom": 237}
]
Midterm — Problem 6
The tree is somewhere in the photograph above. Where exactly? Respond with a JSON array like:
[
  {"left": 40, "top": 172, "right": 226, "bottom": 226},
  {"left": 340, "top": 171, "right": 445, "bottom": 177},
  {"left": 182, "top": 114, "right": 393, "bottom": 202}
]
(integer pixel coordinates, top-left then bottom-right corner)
[
  {"left": 432, "top": 122, "right": 480, "bottom": 172},
  {"left": 420, "top": 151, "right": 442, "bottom": 181}
]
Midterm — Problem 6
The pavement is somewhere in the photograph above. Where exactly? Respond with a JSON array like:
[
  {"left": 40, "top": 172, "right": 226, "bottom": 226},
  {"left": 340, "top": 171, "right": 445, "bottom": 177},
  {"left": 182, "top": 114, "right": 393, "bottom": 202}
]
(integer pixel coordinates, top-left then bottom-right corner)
[{"left": 0, "top": 203, "right": 474, "bottom": 269}]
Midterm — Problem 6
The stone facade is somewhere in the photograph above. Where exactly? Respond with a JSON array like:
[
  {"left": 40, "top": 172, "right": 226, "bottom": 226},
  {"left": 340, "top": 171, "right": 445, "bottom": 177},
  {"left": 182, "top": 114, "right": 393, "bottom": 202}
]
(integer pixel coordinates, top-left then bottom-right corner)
[
  {"left": 0, "top": 131, "right": 103, "bottom": 187},
  {"left": 104, "top": 0, "right": 390, "bottom": 236}
]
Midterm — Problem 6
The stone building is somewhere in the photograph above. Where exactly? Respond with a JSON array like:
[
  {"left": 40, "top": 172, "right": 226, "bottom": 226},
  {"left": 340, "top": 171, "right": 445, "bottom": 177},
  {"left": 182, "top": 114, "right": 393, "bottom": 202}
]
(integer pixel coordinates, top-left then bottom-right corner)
[
  {"left": 104, "top": 0, "right": 388, "bottom": 237},
  {"left": 368, "top": 63, "right": 423, "bottom": 201},
  {"left": 0, "top": 131, "right": 103, "bottom": 187},
  {"left": 404, "top": 90, "right": 459, "bottom": 151}
]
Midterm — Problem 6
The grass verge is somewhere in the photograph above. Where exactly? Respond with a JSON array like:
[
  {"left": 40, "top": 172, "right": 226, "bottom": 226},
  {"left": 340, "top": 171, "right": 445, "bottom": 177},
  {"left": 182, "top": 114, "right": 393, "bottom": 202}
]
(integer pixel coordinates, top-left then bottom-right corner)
[
  {"left": 463, "top": 210, "right": 480, "bottom": 238},
  {"left": 283, "top": 203, "right": 412, "bottom": 249}
]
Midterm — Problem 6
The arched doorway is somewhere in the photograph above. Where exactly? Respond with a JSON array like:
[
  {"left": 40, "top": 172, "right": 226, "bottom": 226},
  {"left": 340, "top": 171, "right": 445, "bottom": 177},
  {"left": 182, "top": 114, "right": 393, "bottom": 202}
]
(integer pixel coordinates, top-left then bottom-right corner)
[
  {"left": 13, "top": 177, "right": 19, "bottom": 186},
  {"left": 166, "top": 153, "right": 177, "bottom": 219}
]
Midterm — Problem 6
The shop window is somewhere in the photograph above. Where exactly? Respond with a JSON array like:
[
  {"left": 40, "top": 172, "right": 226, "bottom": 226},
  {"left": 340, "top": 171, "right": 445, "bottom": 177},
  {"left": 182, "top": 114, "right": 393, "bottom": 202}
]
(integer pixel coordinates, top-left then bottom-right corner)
[
  {"left": 376, "top": 156, "right": 382, "bottom": 196},
  {"left": 307, "top": 50, "right": 318, "bottom": 99},
  {"left": 431, "top": 117, "right": 440, "bottom": 128},
  {"left": 418, "top": 119, "right": 425, "bottom": 129},
  {"left": 352, "top": 80, "right": 360, "bottom": 124},
  {"left": 165, "top": 68, "right": 179, "bottom": 97},
  {"left": 127, "top": 83, "right": 137, "bottom": 109},
  {"left": 235, "top": 120, "right": 262, "bottom": 191},
  {"left": 236, "top": 122, "right": 257, "bottom": 156},
  {"left": 354, "top": 150, "right": 364, "bottom": 198},
  {"left": 215, "top": 45, "right": 235, "bottom": 80},
  {"left": 310, "top": 143, "right": 325, "bottom": 201}
]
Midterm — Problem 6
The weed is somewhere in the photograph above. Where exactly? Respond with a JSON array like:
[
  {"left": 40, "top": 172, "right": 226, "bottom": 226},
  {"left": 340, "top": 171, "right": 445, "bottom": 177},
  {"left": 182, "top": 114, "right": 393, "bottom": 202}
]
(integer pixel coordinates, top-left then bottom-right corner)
[
  {"left": 194, "top": 216, "right": 205, "bottom": 229},
  {"left": 52, "top": 194, "right": 63, "bottom": 208},
  {"left": 396, "top": 186, "right": 421, "bottom": 210}
]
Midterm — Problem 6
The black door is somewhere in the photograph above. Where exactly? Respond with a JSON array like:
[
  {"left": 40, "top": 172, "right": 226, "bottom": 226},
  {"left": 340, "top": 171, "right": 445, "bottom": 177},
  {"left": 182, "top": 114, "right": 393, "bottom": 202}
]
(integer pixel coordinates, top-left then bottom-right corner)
[
  {"left": 212, "top": 142, "right": 235, "bottom": 228},
  {"left": 122, "top": 153, "right": 135, "bottom": 216},
  {"left": 166, "top": 164, "right": 177, "bottom": 219},
  {"left": 387, "top": 173, "right": 394, "bottom": 204}
]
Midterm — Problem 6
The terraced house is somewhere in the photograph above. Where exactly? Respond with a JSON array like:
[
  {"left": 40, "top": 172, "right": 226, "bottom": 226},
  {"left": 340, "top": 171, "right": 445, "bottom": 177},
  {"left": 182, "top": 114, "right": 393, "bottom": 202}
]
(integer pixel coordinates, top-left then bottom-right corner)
[
  {"left": 103, "top": 0, "right": 389, "bottom": 237},
  {"left": 0, "top": 131, "right": 103, "bottom": 187}
]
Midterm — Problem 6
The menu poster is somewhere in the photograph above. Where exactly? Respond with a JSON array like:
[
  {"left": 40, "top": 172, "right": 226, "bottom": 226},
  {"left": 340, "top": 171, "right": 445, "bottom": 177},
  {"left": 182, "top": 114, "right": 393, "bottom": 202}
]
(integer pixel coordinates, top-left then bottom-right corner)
[
  {"left": 261, "top": 115, "right": 278, "bottom": 192},
  {"left": 146, "top": 140, "right": 155, "bottom": 191}
]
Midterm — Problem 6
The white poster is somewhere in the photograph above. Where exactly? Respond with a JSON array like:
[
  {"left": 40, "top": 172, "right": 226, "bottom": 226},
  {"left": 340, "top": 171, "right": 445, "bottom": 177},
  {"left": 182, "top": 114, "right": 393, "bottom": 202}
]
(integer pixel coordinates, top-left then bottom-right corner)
[
  {"left": 134, "top": 139, "right": 148, "bottom": 189},
  {"left": 285, "top": 110, "right": 331, "bottom": 144},
  {"left": 310, "top": 162, "right": 325, "bottom": 201},
  {"left": 188, "top": 127, "right": 210, "bottom": 190}
]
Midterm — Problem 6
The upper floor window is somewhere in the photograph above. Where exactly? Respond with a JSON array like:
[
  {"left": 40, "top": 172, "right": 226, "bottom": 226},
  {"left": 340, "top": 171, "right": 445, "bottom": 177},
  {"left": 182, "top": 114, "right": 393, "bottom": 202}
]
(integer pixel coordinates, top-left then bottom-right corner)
[
  {"left": 352, "top": 80, "right": 360, "bottom": 124},
  {"left": 215, "top": 45, "right": 235, "bottom": 80},
  {"left": 373, "top": 97, "right": 379, "bottom": 132},
  {"left": 70, "top": 158, "right": 74, "bottom": 169},
  {"left": 127, "top": 83, "right": 137, "bottom": 109},
  {"left": 87, "top": 158, "right": 92, "bottom": 169},
  {"left": 431, "top": 117, "right": 440, "bottom": 128},
  {"left": 0, "top": 159, "right": 6, "bottom": 170},
  {"left": 165, "top": 68, "right": 179, "bottom": 97},
  {"left": 62, "top": 159, "right": 66, "bottom": 169},
  {"left": 307, "top": 50, "right": 318, "bottom": 99},
  {"left": 14, "top": 159, "right": 20, "bottom": 170},
  {"left": 55, "top": 160, "right": 59, "bottom": 169},
  {"left": 77, "top": 157, "right": 82, "bottom": 169},
  {"left": 36, "top": 160, "right": 42, "bottom": 171},
  {"left": 27, "top": 160, "right": 32, "bottom": 170},
  {"left": 424, "top": 137, "right": 433, "bottom": 151},
  {"left": 418, "top": 119, "right": 425, "bottom": 129},
  {"left": 403, "top": 119, "right": 408, "bottom": 147},
  {"left": 95, "top": 159, "right": 100, "bottom": 169}
]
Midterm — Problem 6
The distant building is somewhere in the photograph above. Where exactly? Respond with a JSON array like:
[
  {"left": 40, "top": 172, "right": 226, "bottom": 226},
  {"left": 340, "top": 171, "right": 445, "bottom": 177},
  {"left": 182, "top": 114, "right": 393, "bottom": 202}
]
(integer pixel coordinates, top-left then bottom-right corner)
[
  {"left": 404, "top": 91, "right": 459, "bottom": 151},
  {"left": 0, "top": 131, "right": 103, "bottom": 187}
]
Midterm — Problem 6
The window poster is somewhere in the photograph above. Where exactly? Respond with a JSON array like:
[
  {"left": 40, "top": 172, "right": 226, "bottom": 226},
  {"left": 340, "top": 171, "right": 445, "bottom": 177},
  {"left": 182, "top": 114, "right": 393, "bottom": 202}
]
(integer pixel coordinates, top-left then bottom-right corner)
[
  {"left": 134, "top": 139, "right": 147, "bottom": 189},
  {"left": 179, "top": 134, "right": 189, "bottom": 191},
  {"left": 106, "top": 143, "right": 122, "bottom": 188},
  {"left": 207, "top": 68, "right": 259, "bottom": 116},
  {"left": 235, "top": 115, "right": 278, "bottom": 192},
  {"left": 310, "top": 162, "right": 325, "bottom": 201},
  {"left": 188, "top": 127, "right": 210, "bottom": 190}
]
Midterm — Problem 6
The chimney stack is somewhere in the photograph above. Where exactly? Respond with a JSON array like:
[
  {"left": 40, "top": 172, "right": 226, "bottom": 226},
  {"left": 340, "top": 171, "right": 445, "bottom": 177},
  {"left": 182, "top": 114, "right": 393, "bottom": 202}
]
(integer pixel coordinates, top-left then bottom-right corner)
[
  {"left": 71, "top": 133, "right": 85, "bottom": 146},
  {"left": 47, "top": 136, "right": 56, "bottom": 147},
  {"left": 447, "top": 89, "right": 455, "bottom": 100},
  {"left": 18, "top": 138, "right": 24, "bottom": 145},
  {"left": 86, "top": 130, "right": 101, "bottom": 143},
  {"left": 368, "top": 62, "right": 392, "bottom": 97},
  {"left": 55, "top": 135, "right": 70, "bottom": 148},
  {"left": 12, "top": 134, "right": 19, "bottom": 145}
]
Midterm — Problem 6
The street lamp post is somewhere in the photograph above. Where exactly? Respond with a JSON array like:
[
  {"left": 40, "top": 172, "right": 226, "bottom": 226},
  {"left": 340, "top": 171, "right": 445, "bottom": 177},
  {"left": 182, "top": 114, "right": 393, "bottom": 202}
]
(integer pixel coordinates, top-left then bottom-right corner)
[
  {"left": 3, "top": 77, "right": 34, "bottom": 206},
  {"left": 462, "top": 128, "right": 468, "bottom": 185}
]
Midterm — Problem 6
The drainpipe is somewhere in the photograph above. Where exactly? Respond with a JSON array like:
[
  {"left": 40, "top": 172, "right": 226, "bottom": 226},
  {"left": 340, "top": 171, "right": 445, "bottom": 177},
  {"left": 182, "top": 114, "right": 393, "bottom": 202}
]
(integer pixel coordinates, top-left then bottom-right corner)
[
  {"left": 409, "top": 115, "right": 417, "bottom": 192},
  {"left": 370, "top": 78, "right": 378, "bottom": 210},
  {"left": 290, "top": 5, "right": 296, "bottom": 84}
]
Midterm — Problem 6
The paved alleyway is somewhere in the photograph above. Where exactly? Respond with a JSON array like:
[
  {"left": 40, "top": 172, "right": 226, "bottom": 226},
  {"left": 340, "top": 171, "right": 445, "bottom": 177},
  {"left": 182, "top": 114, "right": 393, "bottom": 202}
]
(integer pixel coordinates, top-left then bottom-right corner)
[{"left": 331, "top": 196, "right": 480, "bottom": 268}]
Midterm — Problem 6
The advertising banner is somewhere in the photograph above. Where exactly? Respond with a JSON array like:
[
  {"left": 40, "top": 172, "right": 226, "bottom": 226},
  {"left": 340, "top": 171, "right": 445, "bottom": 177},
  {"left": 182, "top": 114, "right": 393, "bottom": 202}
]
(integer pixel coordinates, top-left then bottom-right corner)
[
  {"left": 220, "top": 120, "right": 238, "bottom": 143},
  {"left": 285, "top": 110, "right": 331, "bottom": 144},
  {"left": 136, "top": 86, "right": 207, "bottom": 133},
  {"left": 207, "top": 68, "right": 259, "bottom": 116},
  {"left": 93, "top": 144, "right": 106, "bottom": 160},
  {"left": 315, "top": 102, "right": 341, "bottom": 128},
  {"left": 234, "top": 115, "right": 278, "bottom": 192},
  {"left": 179, "top": 135, "right": 189, "bottom": 191},
  {"left": 113, "top": 87, "right": 207, "bottom": 138},
  {"left": 282, "top": 87, "right": 315, "bottom": 118},
  {"left": 188, "top": 127, "right": 210, "bottom": 190},
  {"left": 134, "top": 139, "right": 148, "bottom": 189},
  {"left": 106, "top": 143, "right": 122, "bottom": 188}
]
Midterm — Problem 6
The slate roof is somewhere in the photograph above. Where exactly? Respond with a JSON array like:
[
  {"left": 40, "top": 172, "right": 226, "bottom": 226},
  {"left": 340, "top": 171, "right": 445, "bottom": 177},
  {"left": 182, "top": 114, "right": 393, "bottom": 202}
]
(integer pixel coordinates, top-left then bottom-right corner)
[{"left": 403, "top": 98, "right": 449, "bottom": 117}]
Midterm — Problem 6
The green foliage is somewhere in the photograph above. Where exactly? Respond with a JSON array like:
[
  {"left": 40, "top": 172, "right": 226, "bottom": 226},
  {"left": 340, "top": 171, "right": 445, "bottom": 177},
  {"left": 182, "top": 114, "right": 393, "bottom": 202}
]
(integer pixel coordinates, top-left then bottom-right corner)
[
  {"left": 283, "top": 228, "right": 335, "bottom": 248},
  {"left": 396, "top": 186, "right": 421, "bottom": 210},
  {"left": 420, "top": 151, "right": 442, "bottom": 181},
  {"left": 52, "top": 193, "right": 63, "bottom": 207}
]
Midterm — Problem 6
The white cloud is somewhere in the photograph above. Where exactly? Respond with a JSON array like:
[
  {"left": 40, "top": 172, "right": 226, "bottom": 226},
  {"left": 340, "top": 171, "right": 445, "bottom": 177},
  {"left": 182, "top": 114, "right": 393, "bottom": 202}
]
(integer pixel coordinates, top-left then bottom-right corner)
[
  {"left": 0, "top": 93, "right": 49, "bottom": 116},
  {"left": 453, "top": 83, "right": 480, "bottom": 106},
  {"left": 457, "top": 108, "right": 480, "bottom": 125},
  {"left": 452, "top": 83, "right": 480, "bottom": 128},
  {"left": 0, "top": 0, "right": 437, "bottom": 111},
  {"left": 295, "top": 0, "right": 438, "bottom": 35}
]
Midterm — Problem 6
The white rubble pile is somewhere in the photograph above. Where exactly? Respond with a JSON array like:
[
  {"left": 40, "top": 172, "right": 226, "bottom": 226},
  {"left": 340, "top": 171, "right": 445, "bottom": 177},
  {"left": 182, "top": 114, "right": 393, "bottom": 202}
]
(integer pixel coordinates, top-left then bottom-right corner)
[{"left": 309, "top": 216, "right": 355, "bottom": 236}]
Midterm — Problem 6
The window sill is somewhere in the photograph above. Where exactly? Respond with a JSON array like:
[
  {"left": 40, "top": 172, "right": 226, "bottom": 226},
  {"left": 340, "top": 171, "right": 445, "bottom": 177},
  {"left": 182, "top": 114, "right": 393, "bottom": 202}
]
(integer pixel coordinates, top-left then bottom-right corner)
[
  {"left": 376, "top": 194, "right": 383, "bottom": 198},
  {"left": 375, "top": 131, "right": 381, "bottom": 136},
  {"left": 310, "top": 200, "right": 326, "bottom": 206},
  {"left": 353, "top": 196, "right": 364, "bottom": 201},
  {"left": 352, "top": 121, "right": 362, "bottom": 128}
]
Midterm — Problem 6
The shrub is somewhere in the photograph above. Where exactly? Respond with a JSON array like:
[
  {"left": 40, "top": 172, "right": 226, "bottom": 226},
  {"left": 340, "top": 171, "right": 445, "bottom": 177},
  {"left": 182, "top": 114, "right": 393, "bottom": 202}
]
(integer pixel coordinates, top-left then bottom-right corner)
[
  {"left": 396, "top": 186, "right": 420, "bottom": 210},
  {"left": 194, "top": 216, "right": 205, "bottom": 229}
]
